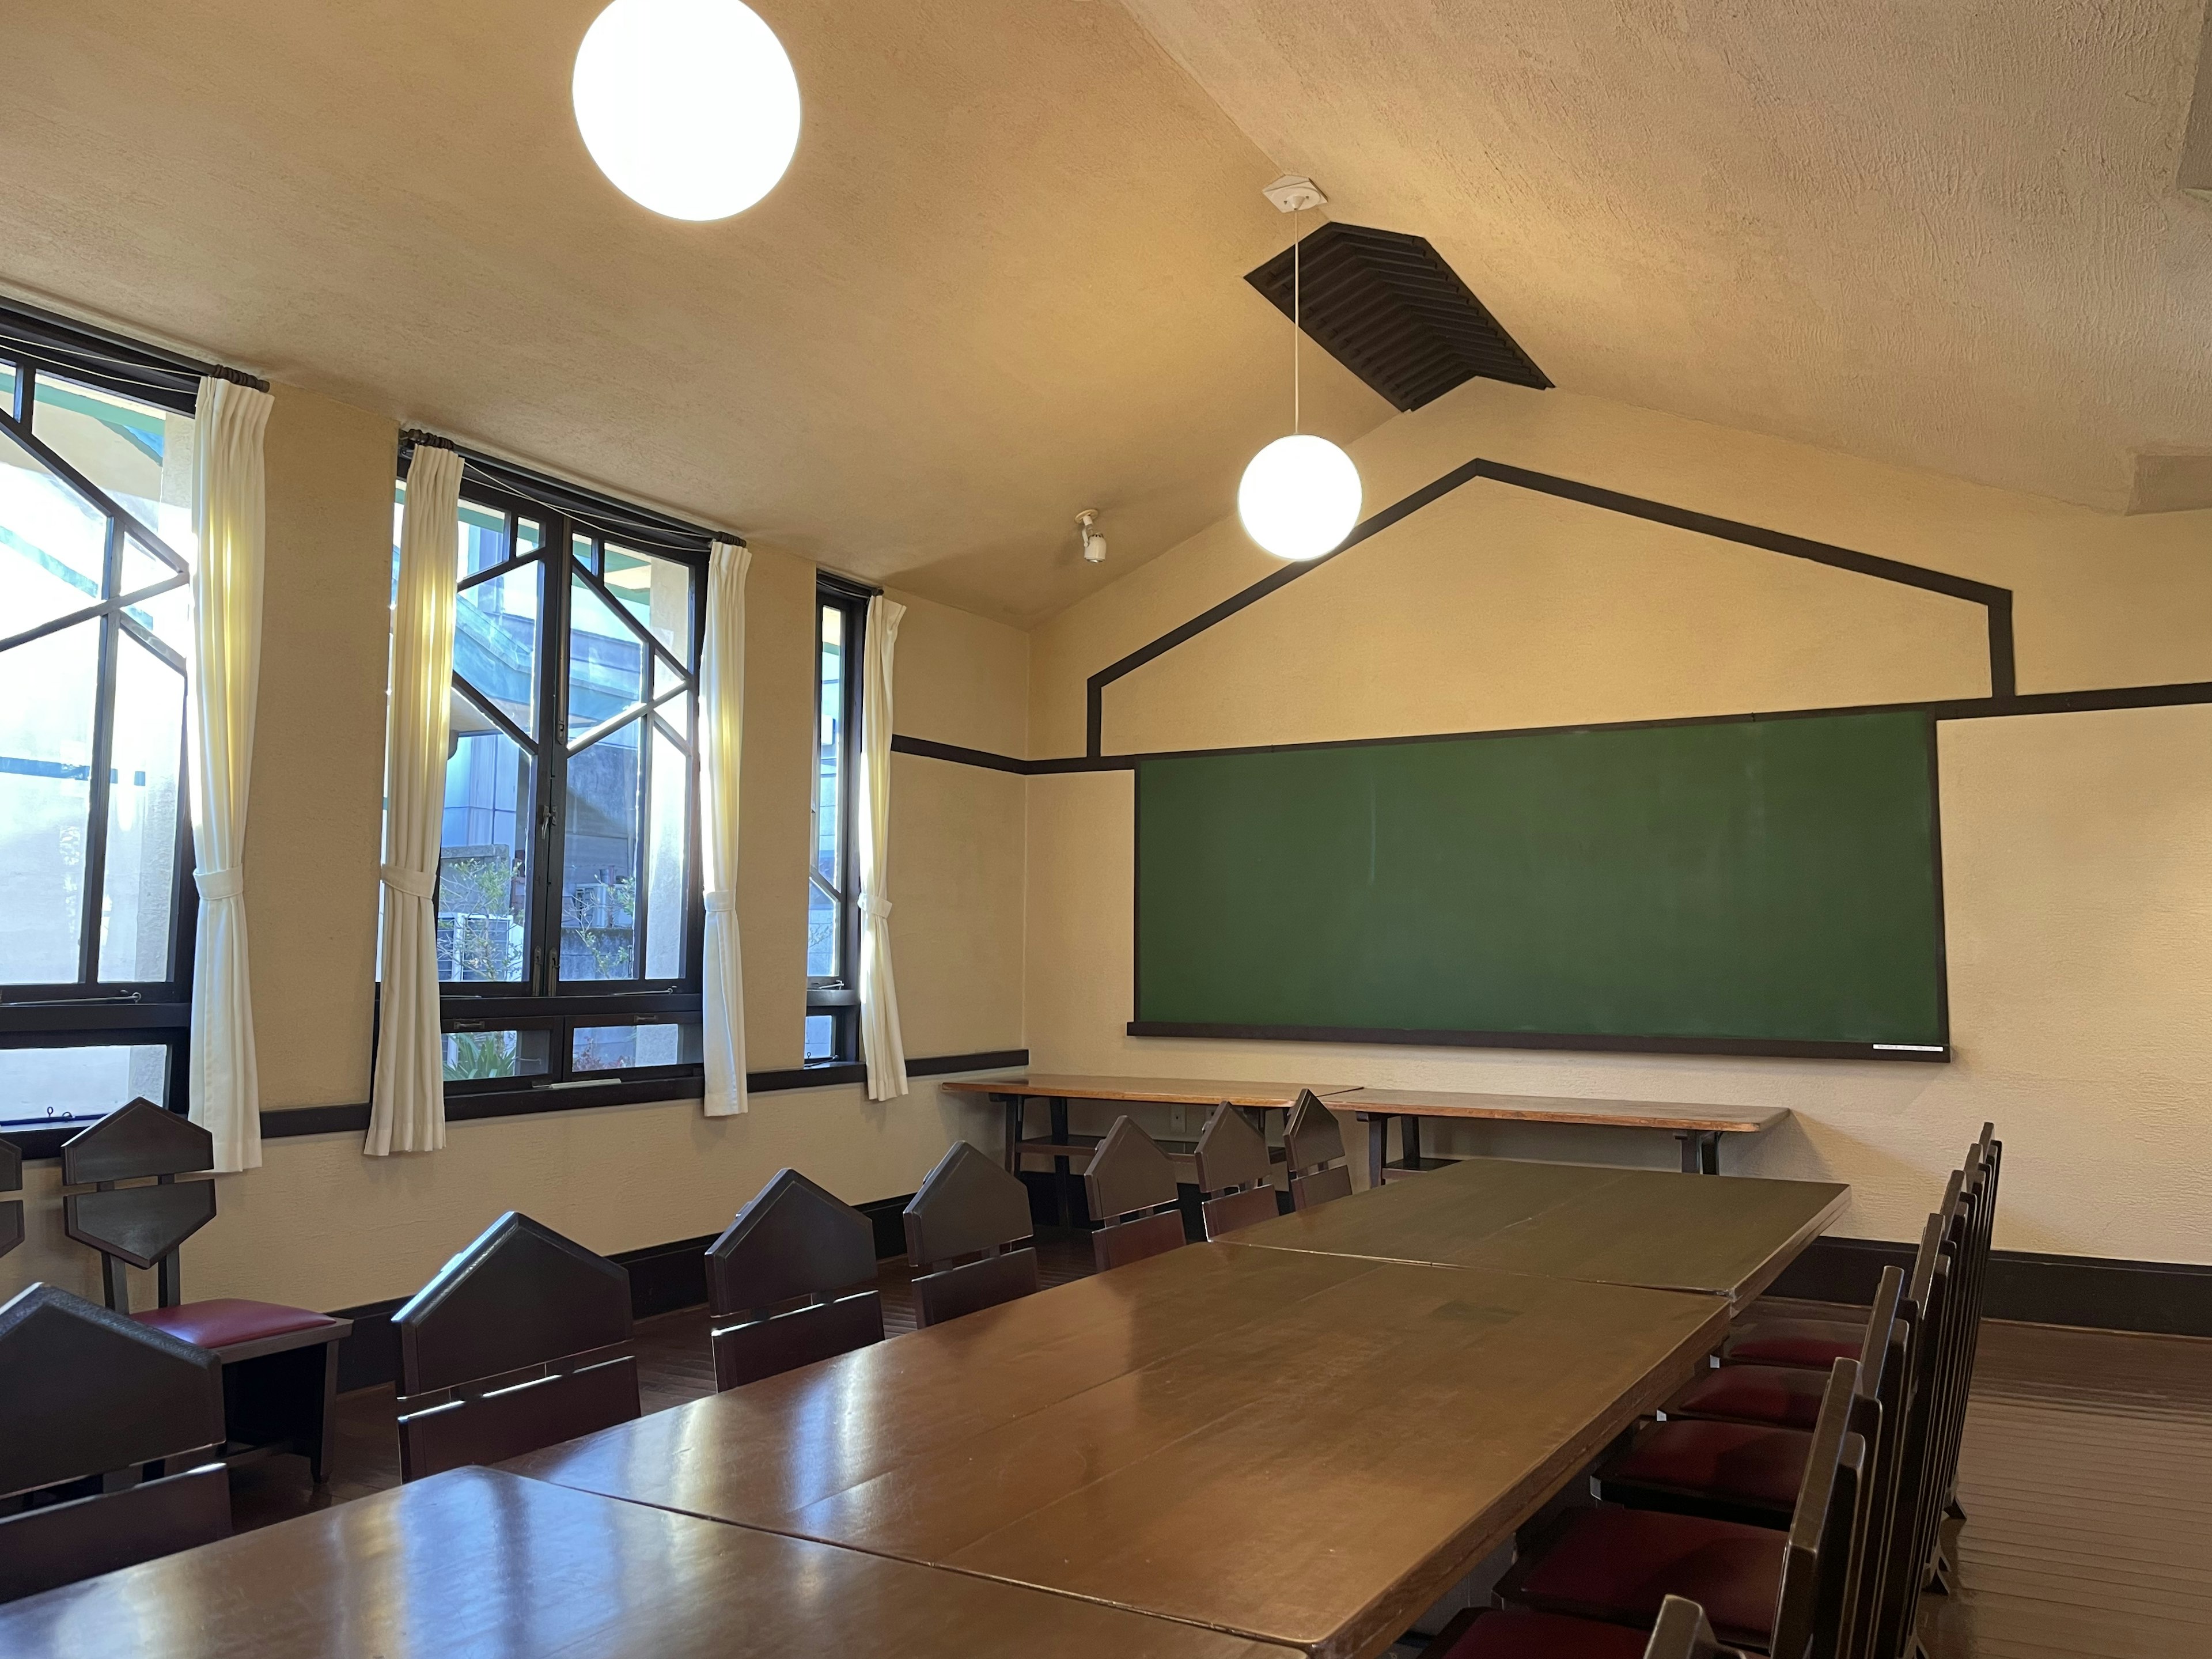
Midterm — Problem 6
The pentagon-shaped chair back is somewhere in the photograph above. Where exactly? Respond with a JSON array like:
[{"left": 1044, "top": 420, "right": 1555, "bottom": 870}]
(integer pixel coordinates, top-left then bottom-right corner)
[
  {"left": 1193, "top": 1103, "right": 1279, "bottom": 1238},
  {"left": 59, "top": 1101, "right": 217, "bottom": 1312},
  {"left": 706, "top": 1169, "right": 884, "bottom": 1390},
  {"left": 1083, "top": 1117, "right": 1186, "bottom": 1272},
  {"left": 903, "top": 1142, "right": 1040, "bottom": 1328},
  {"left": 392, "top": 1212, "right": 639, "bottom": 1481},
  {"left": 1645, "top": 1596, "right": 1749, "bottom": 1659},
  {"left": 1283, "top": 1090, "right": 1352, "bottom": 1211}
]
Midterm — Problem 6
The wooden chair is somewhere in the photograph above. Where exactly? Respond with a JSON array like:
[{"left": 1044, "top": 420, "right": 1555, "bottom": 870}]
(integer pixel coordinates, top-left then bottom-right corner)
[
  {"left": 706, "top": 1169, "right": 884, "bottom": 1391},
  {"left": 1428, "top": 1594, "right": 1748, "bottom": 1659},
  {"left": 392, "top": 1212, "right": 640, "bottom": 1482},
  {"left": 1194, "top": 1103, "right": 1281, "bottom": 1237},
  {"left": 903, "top": 1141, "right": 1040, "bottom": 1328},
  {"left": 0, "top": 1282, "right": 232, "bottom": 1603},
  {"left": 1084, "top": 1116, "right": 1187, "bottom": 1271},
  {"left": 59, "top": 1100, "right": 351, "bottom": 1483},
  {"left": 1, "top": 1135, "right": 21, "bottom": 1259},
  {"left": 1283, "top": 1089, "right": 1352, "bottom": 1210},
  {"left": 1499, "top": 1359, "right": 1868, "bottom": 1659}
]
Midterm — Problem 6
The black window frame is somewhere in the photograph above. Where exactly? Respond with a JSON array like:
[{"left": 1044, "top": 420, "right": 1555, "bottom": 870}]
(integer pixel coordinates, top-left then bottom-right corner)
[
  {"left": 806, "top": 576, "right": 872, "bottom": 1065},
  {"left": 392, "top": 437, "right": 729, "bottom": 1105},
  {"left": 0, "top": 301, "right": 241, "bottom": 1157}
]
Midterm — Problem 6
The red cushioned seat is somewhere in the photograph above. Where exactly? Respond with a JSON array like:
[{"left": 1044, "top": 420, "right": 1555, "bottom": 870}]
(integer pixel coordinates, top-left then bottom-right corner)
[
  {"left": 1508, "top": 1506, "right": 1785, "bottom": 1649},
  {"left": 135, "top": 1298, "right": 342, "bottom": 1351},
  {"left": 1672, "top": 1362, "right": 1829, "bottom": 1429},
  {"left": 1605, "top": 1419, "right": 1809, "bottom": 1514},
  {"left": 1431, "top": 1609, "right": 1654, "bottom": 1658},
  {"left": 1722, "top": 1316, "right": 1862, "bottom": 1369}
]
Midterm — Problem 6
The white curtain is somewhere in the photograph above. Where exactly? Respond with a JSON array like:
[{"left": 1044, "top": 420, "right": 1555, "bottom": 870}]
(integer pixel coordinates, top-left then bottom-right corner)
[
  {"left": 857, "top": 594, "right": 908, "bottom": 1100},
  {"left": 699, "top": 540, "right": 752, "bottom": 1116},
  {"left": 187, "top": 376, "right": 275, "bottom": 1174},
  {"left": 365, "top": 444, "right": 463, "bottom": 1156}
]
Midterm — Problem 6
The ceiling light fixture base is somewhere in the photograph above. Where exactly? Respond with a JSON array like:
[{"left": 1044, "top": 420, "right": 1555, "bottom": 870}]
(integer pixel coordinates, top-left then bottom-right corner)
[{"left": 1262, "top": 174, "right": 1327, "bottom": 214}]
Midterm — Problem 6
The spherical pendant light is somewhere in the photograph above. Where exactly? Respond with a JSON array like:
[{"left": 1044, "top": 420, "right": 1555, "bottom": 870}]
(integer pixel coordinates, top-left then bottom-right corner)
[
  {"left": 1238, "top": 434, "right": 1362, "bottom": 561},
  {"left": 573, "top": 0, "right": 801, "bottom": 222}
]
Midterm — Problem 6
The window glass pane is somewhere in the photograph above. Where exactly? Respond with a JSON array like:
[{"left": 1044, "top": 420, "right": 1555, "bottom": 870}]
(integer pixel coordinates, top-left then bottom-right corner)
[
  {"left": 457, "top": 498, "right": 508, "bottom": 579},
  {"left": 0, "top": 361, "right": 14, "bottom": 414},
  {"left": 0, "top": 621, "right": 99, "bottom": 982},
  {"left": 573, "top": 532, "right": 595, "bottom": 573},
  {"left": 97, "top": 634, "right": 184, "bottom": 982},
  {"left": 569, "top": 571, "right": 645, "bottom": 730},
  {"left": 807, "top": 878, "right": 837, "bottom": 979},
  {"left": 29, "top": 373, "right": 194, "bottom": 550},
  {"left": 572, "top": 1020, "right": 700, "bottom": 1073},
  {"left": 439, "top": 702, "right": 532, "bottom": 983},
  {"left": 816, "top": 604, "right": 843, "bottom": 888},
  {"left": 804, "top": 1014, "right": 835, "bottom": 1061},
  {"left": 644, "top": 722, "right": 688, "bottom": 979},
  {"left": 517, "top": 517, "right": 543, "bottom": 554},
  {"left": 455, "top": 560, "right": 541, "bottom": 737},
  {"left": 0, "top": 423, "right": 110, "bottom": 639},
  {"left": 391, "top": 481, "right": 406, "bottom": 604},
  {"left": 603, "top": 546, "right": 694, "bottom": 664},
  {"left": 0, "top": 1044, "right": 168, "bottom": 1130},
  {"left": 442, "top": 1028, "right": 551, "bottom": 1082},
  {"left": 562, "top": 719, "right": 641, "bottom": 980}
]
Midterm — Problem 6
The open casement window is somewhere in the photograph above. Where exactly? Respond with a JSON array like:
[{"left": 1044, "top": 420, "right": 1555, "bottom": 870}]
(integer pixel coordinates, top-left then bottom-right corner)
[
  {"left": 805, "top": 578, "right": 869, "bottom": 1064},
  {"left": 389, "top": 446, "right": 711, "bottom": 1101},
  {"left": 0, "top": 321, "right": 201, "bottom": 1149}
]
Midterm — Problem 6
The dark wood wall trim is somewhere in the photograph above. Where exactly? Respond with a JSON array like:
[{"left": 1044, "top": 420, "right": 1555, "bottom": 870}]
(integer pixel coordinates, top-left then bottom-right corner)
[
  {"left": 332, "top": 1194, "right": 919, "bottom": 1392},
  {"left": 1769, "top": 1234, "right": 2212, "bottom": 1339}
]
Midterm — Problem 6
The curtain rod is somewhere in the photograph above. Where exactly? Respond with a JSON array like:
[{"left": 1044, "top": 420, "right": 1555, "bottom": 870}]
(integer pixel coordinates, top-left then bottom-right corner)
[{"left": 399, "top": 429, "right": 743, "bottom": 548}]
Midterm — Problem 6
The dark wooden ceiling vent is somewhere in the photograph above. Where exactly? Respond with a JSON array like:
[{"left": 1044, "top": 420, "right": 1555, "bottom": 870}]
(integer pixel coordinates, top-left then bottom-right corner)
[{"left": 1245, "top": 221, "right": 1549, "bottom": 412}]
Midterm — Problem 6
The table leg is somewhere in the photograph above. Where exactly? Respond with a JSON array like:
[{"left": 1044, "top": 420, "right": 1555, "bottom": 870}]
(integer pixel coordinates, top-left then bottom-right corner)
[
  {"left": 1365, "top": 1115, "right": 1387, "bottom": 1189},
  {"left": 999, "top": 1094, "right": 1021, "bottom": 1173},
  {"left": 1050, "top": 1097, "right": 1072, "bottom": 1225},
  {"left": 1676, "top": 1131, "right": 1721, "bottom": 1175},
  {"left": 1403, "top": 1115, "right": 1423, "bottom": 1175}
]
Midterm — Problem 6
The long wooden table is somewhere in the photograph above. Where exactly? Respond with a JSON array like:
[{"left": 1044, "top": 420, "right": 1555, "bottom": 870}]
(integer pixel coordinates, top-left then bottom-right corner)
[
  {"left": 1219, "top": 1155, "right": 1849, "bottom": 1308},
  {"left": 510, "top": 1241, "right": 1728, "bottom": 1659},
  {"left": 0, "top": 1466, "right": 1298, "bottom": 1658},
  {"left": 1335, "top": 1087, "right": 1791, "bottom": 1178}
]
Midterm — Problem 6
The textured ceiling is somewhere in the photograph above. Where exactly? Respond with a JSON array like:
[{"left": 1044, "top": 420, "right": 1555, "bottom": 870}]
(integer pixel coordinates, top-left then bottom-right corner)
[
  {"left": 0, "top": 1, "right": 1384, "bottom": 623},
  {"left": 1122, "top": 0, "right": 2212, "bottom": 518}
]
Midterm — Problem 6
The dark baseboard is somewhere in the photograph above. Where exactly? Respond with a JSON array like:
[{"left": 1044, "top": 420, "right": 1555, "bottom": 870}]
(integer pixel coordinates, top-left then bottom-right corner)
[
  {"left": 332, "top": 1191, "right": 921, "bottom": 1393},
  {"left": 1768, "top": 1235, "right": 2212, "bottom": 1339}
]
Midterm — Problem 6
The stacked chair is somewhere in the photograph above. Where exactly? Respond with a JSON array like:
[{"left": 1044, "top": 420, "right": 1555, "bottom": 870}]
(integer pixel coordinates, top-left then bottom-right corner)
[
  {"left": 391, "top": 1212, "right": 641, "bottom": 1481},
  {"left": 55, "top": 1101, "right": 352, "bottom": 1484},
  {"left": 705, "top": 1169, "right": 885, "bottom": 1389},
  {"left": 1431, "top": 1595, "right": 1749, "bottom": 1658},
  {"left": 1194, "top": 1102, "right": 1282, "bottom": 1237},
  {"left": 902, "top": 1141, "right": 1041, "bottom": 1327},
  {"left": 1283, "top": 1089, "right": 1354, "bottom": 1210},
  {"left": 1083, "top": 1117, "right": 1189, "bottom": 1270},
  {"left": 0, "top": 1283, "right": 231, "bottom": 1603},
  {"left": 1443, "top": 1126, "right": 1998, "bottom": 1659},
  {"left": 1, "top": 1135, "right": 21, "bottom": 1259}
]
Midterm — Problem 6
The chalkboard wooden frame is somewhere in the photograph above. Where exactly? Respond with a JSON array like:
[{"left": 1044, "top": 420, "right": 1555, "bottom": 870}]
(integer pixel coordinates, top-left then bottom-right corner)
[{"left": 1128, "top": 709, "right": 1952, "bottom": 1063}]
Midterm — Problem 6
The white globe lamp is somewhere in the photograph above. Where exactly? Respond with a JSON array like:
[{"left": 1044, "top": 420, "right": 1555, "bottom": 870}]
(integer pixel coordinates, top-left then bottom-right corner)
[
  {"left": 1238, "top": 434, "right": 1362, "bottom": 562},
  {"left": 573, "top": 0, "right": 801, "bottom": 221}
]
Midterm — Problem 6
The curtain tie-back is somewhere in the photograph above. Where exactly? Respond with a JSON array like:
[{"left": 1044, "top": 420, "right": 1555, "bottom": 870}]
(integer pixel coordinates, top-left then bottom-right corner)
[
  {"left": 859, "top": 893, "right": 893, "bottom": 921},
  {"left": 703, "top": 889, "right": 737, "bottom": 914},
  {"left": 380, "top": 863, "right": 438, "bottom": 901},
  {"left": 194, "top": 868, "right": 247, "bottom": 902}
]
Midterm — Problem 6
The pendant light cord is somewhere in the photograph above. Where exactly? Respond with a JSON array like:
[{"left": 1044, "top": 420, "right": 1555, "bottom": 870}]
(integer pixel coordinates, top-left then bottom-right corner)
[{"left": 1291, "top": 204, "right": 1301, "bottom": 436}]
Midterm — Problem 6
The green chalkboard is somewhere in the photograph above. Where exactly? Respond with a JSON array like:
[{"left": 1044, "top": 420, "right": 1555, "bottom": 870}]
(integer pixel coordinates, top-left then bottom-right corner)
[{"left": 1132, "top": 711, "right": 1946, "bottom": 1058}]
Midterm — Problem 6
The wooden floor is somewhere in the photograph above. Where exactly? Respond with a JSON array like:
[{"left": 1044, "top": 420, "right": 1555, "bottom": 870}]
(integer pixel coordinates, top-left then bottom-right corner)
[{"left": 228, "top": 1248, "right": 2212, "bottom": 1659}]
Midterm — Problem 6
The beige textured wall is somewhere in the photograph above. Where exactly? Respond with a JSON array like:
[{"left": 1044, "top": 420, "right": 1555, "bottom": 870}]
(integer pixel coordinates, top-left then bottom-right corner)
[
  {"left": 1025, "top": 377, "right": 2212, "bottom": 1265},
  {"left": 5, "top": 385, "right": 1031, "bottom": 1313}
]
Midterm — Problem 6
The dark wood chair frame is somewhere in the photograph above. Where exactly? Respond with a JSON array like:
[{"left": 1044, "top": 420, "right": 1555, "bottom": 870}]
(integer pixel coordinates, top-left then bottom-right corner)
[
  {"left": 1084, "top": 1116, "right": 1188, "bottom": 1272},
  {"left": 1193, "top": 1102, "right": 1282, "bottom": 1238},
  {"left": 0, "top": 1135, "right": 21, "bottom": 1260},
  {"left": 392, "top": 1211, "right": 641, "bottom": 1483},
  {"left": 705, "top": 1168, "right": 885, "bottom": 1391},
  {"left": 903, "top": 1141, "right": 1041, "bottom": 1328},
  {"left": 1428, "top": 1594, "right": 1748, "bottom": 1658},
  {"left": 0, "top": 1282, "right": 233, "bottom": 1604},
  {"left": 1283, "top": 1089, "right": 1353, "bottom": 1211},
  {"left": 58, "top": 1100, "right": 351, "bottom": 1484}
]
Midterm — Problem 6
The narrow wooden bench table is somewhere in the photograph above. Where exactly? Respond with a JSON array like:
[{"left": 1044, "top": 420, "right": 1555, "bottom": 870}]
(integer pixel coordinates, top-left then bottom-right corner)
[
  {"left": 1219, "top": 1154, "right": 1849, "bottom": 1309},
  {"left": 1335, "top": 1087, "right": 1790, "bottom": 1179},
  {"left": 512, "top": 1241, "right": 1726, "bottom": 1659},
  {"left": 0, "top": 1465, "right": 1294, "bottom": 1658}
]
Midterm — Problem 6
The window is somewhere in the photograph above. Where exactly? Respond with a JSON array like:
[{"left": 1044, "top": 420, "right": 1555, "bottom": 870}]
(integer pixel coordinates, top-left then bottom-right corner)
[
  {"left": 805, "top": 579, "right": 869, "bottom": 1063},
  {"left": 0, "top": 310, "right": 203, "bottom": 1142},
  {"left": 389, "top": 446, "right": 712, "bottom": 1097}
]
